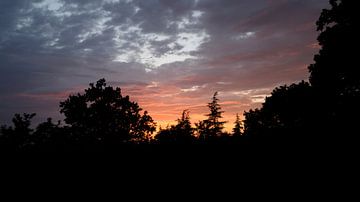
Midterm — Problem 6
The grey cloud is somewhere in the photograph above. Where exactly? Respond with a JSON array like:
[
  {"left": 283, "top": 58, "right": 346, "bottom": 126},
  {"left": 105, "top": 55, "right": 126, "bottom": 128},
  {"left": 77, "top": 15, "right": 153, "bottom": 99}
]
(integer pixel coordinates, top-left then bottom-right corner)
[{"left": 132, "top": 0, "right": 195, "bottom": 33}]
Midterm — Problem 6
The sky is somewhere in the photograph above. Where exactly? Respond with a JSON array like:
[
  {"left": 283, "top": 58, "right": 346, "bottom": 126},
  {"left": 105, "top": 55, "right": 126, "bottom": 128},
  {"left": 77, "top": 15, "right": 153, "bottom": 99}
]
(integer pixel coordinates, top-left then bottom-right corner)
[{"left": 0, "top": 0, "right": 329, "bottom": 131}]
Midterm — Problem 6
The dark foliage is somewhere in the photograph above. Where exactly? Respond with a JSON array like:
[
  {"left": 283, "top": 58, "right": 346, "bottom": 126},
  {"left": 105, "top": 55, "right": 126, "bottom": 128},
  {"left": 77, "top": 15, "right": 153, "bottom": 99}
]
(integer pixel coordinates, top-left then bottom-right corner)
[
  {"left": 232, "top": 113, "right": 243, "bottom": 137},
  {"left": 243, "top": 0, "right": 359, "bottom": 144},
  {"left": 59, "top": 78, "right": 156, "bottom": 147},
  {"left": 308, "top": 0, "right": 360, "bottom": 137},
  {"left": 243, "top": 81, "right": 317, "bottom": 144},
  {"left": 155, "top": 110, "right": 195, "bottom": 144},
  {"left": 0, "top": 113, "right": 35, "bottom": 151},
  {"left": 195, "top": 92, "right": 227, "bottom": 142},
  {"left": 1, "top": 79, "right": 156, "bottom": 151}
]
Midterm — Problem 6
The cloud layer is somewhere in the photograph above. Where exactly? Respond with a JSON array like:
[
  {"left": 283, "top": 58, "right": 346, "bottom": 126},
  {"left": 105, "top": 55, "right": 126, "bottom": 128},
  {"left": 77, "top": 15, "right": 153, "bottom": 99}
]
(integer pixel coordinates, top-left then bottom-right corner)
[{"left": 0, "top": 0, "right": 328, "bottom": 130}]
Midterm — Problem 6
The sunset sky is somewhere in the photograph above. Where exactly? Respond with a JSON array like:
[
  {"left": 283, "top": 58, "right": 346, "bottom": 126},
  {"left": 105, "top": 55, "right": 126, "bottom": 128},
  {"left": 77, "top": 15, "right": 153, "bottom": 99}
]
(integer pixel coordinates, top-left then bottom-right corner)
[{"left": 0, "top": 0, "right": 329, "bottom": 131}]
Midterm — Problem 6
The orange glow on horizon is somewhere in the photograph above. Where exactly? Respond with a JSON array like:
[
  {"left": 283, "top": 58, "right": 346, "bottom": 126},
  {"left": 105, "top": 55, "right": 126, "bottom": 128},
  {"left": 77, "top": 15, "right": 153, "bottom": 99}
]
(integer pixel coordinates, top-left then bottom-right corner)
[
  {"left": 139, "top": 101, "right": 249, "bottom": 133},
  {"left": 119, "top": 82, "right": 266, "bottom": 133}
]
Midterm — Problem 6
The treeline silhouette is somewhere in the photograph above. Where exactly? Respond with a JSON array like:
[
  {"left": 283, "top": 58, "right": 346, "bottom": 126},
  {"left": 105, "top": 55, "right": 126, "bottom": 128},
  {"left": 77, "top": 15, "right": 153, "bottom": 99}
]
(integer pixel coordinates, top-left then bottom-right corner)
[
  {"left": 243, "top": 0, "right": 359, "bottom": 145},
  {"left": 1, "top": 0, "right": 358, "bottom": 151}
]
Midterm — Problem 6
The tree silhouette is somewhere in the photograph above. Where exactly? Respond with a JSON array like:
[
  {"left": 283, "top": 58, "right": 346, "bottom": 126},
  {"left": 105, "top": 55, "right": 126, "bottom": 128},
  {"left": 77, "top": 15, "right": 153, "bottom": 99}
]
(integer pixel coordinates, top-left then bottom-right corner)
[
  {"left": 243, "top": 81, "right": 316, "bottom": 144},
  {"left": 0, "top": 113, "right": 36, "bottom": 150},
  {"left": 232, "top": 113, "right": 243, "bottom": 137},
  {"left": 173, "top": 110, "right": 194, "bottom": 143},
  {"left": 243, "top": 108, "right": 263, "bottom": 142},
  {"left": 308, "top": 0, "right": 359, "bottom": 137},
  {"left": 30, "top": 118, "right": 69, "bottom": 151},
  {"left": 196, "top": 92, "right": 226, "bottom": 141},
  {"left": 309, "top": 0, "right": 359, "bottom": 95},
  {"left": 154, "top": 125, "right": 173, "bottom": 144},
  {"left": 155, "top": 110, "right": 195, "bottom": 144},
  {"left": 59, "top": 78, "right": 156, "bottom": 146},
  {"left": 195, "top": 120, "right": 210, "bottom": 142},
  {"left": 206, "top": 92, "right": 226, "bottom": 136},
  {"left": 242, "top": 0, "right": 359, "bottom": 144}
]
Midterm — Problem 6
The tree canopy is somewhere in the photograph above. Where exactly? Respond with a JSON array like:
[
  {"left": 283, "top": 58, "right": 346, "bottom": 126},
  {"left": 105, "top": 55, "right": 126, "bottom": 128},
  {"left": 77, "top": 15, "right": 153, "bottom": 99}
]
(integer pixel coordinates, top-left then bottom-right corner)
[
  {"left": 59, "top": 78, "right": 156, "bottom": 145},
  {"left": 0, "top": 113, "right": 36, "bottom": 151},
  {"left": 243, "top": 0, "right": 359, "bottom": 143},
  {"left": 243, "top": 81, "right": 316, "bottom": 143},
  {"left": 308, "top": 0, "right": 359, "bottom": 136},
  {"left": 155, "top": 110, "right": 195, "bottom": 144},
  {"left": 309, "top": 0, "right": 359, "bottom": 95}
]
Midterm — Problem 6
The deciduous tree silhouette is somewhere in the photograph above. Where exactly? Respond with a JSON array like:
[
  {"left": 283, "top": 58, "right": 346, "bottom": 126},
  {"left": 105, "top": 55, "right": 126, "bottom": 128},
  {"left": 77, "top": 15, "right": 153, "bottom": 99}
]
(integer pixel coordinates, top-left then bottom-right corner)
[
  {"left": 243, "top": 81, "right": 316, "bottom": 144},
  {"left": 309, "top": 0, "right": 359, "bottom": 95},
  {"left": 30, "top": 118, "right": 69, "bottom": 151},
  {"left": 243, "top": 0, "right": 359, "bottom": 144},
  {"left": 59, "top": 78, "right": 156, "bottom": 146},
  {"left": 308, "top": 0, "right": 359, "bottom": 136},
  {"left": 0, "top": 113, "right": 36, "bottom": 150}
]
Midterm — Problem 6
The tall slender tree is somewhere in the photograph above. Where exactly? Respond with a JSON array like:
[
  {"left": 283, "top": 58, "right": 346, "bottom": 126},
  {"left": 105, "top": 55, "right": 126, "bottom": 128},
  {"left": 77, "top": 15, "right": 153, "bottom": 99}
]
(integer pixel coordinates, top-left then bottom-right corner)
[
  {"left": 198, "top": 92, "right": 226, "bottom": 140},
  {"left": 232, "top": 113, "right": 243, "bottom": 137}
]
